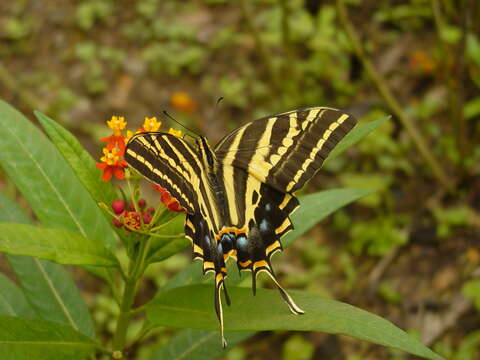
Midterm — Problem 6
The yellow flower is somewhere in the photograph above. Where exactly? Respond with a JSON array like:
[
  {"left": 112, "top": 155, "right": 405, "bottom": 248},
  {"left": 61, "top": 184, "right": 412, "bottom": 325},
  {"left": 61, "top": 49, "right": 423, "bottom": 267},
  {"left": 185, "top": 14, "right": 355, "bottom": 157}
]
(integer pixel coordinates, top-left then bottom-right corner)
[
  {"left": 168, "top": 128, "right": 182, "bottom": 137},
  {"left": 107, "top": 116, "right": 127, "bottom": 135},
  {"left": 100, "top": 147, "right": 121, "bottom": 166},
  {"left": 142, "top": 117, "right": 161, "bottom": 132}
]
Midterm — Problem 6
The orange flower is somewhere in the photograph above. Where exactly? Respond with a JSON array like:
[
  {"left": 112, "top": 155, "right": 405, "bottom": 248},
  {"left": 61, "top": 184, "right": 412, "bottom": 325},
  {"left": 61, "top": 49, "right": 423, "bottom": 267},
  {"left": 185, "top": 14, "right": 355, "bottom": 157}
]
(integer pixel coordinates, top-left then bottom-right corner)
[
  {"left": 408, "top": 50, "right": 435, "bottom": 73},
  {"left": 101, "top": 116, "right": 127, "bottom": 151},
  {"left": 152, "top": 184, "right": 185, "bottom": 212},
  {"left": 170, "top": 91, "right": 197, "bottom": 112},
  {"left": 96, "top": 147, "right": 128, "bottom": 181}
]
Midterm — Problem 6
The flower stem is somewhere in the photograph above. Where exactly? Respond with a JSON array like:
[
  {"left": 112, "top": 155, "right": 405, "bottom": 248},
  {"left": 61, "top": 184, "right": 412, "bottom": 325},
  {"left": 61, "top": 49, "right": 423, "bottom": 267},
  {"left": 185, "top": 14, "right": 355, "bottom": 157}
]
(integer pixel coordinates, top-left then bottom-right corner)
[{"left": 112, "top": 239, "right": 149, "bottom": 353}]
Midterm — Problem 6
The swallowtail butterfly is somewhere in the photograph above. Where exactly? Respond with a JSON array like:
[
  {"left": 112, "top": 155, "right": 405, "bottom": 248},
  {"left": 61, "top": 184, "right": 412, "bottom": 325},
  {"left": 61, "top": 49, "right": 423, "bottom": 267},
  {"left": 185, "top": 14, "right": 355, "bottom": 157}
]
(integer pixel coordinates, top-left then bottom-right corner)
[{"left": 125, "top": 107, "right": 356, "bottom": 346}]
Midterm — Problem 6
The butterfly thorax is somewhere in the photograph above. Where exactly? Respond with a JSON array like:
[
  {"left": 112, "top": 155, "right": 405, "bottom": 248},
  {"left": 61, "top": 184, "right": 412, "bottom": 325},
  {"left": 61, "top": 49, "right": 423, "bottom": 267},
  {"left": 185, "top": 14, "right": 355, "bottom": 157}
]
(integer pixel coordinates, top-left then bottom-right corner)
[{"left": 195, "top": 136, "right": 230, "bottom": 229}]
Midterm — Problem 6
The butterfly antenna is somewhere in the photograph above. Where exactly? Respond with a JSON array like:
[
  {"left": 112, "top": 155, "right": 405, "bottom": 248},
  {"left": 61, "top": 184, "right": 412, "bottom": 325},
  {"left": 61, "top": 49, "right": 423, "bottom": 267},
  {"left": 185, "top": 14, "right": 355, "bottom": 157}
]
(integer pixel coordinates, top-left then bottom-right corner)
[{"left": 162, "top": 110, "right": 199, "bottom": 137}]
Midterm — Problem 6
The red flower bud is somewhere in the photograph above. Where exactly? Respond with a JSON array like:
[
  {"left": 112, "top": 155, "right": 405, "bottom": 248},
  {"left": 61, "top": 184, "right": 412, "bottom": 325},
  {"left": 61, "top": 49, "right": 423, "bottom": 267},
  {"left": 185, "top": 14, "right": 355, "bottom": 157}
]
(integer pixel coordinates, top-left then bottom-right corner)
[
  {"left": 111, "top": 200, "right": 125, "bottom": 215},
  {"left": 143, "top": 212, "right": 152, "bottom": 224},
  {"left": 138, "top": 198, "right": 147, "bottom": 209}
]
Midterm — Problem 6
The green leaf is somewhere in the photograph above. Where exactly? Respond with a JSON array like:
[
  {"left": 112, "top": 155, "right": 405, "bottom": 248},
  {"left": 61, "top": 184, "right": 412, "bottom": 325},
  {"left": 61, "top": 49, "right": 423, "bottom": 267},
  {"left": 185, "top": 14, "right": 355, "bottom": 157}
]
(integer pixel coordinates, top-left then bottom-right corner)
[
  {"left": 326, "top": 116, "right": 390, "bottom": 163},
  {"left": 0, "top": 315, "right": 96, "bottom": 360},
  {"left": 0, "top": 223, "right": 118, "bottom": 267},
  {"left": 35, "top": 111, "right": 118, "bottom": 209},
  {"left": 0, "top": 192, "right": 96, "bottom": 338},
  {"left": 0, "top": 100, "right": 117, "bottom": 250},
  {"left": 148, "top": 285, "right": 444, "bottom": 360},
  {"left": 149, "top": 329, "right": 252, "bottom": 360},
  {"left": 283, "top": 188, "right": 371, "bottom": 247},
  {"left": 0, "top": 273, "right": 35, "bottom": 318}
]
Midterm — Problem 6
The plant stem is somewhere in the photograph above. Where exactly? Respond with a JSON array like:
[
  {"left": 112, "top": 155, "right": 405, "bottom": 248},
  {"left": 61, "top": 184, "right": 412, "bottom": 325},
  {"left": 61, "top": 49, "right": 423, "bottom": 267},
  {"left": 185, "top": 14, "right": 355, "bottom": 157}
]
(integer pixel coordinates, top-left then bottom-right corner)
[
  {"left": 112, "top": 239, "right": 149, "bottom": 352},
  {"left": 112, "top": 275, "right": 138, "bottom": 351},
  {"left": 335, "top": 0, "right": 454, "bottom": 192},
  {"left": 431, "top": 0, "right": 467, "bottom": 166}
]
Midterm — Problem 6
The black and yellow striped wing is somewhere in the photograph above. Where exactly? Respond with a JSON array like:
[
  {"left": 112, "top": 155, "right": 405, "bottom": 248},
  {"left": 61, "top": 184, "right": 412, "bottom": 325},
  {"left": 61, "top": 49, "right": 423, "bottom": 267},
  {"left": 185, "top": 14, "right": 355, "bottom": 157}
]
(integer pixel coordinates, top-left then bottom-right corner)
[
  {"left": 215, "top": 107, "right": 355, "bottom": 193},
  {"left": 125, "top": 132, "right": 200, "bottom": 214}
]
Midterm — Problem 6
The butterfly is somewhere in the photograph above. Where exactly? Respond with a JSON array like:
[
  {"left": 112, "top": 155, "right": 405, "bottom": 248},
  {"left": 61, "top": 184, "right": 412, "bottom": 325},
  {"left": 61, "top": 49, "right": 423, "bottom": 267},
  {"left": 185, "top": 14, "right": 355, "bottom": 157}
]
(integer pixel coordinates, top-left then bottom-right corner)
[{"left": 125, "top": 107, "right": 356, "bottom": 346}]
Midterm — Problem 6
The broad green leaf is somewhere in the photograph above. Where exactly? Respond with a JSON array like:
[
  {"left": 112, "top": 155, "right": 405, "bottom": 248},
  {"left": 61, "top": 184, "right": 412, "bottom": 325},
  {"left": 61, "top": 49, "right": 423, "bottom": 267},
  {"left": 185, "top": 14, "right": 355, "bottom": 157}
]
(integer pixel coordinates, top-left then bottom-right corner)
[
  {"left": 148, "top": 285, "right": 444, "bottom": 360},
  {"left": 0, "top": 100, "right": 118, "bottom": 250},
  {"left": 162, "top": 188, "right": 370, "bottom": 291},
  {"left": 0, "top": 315, "right": 96, "bottom": 360},
  {"left": 0, "top": 192, "right": 95, "bottom": 338},
  {"left": 326, "top": 116, "right": 390, "bottom": 163},
  {"left": 35, "top": 111, "right": 117, "bottom": 209},
  {"left": 0, "top": 273, "right": 35, "bottom": 317},
  {"left": 0, "top": 223, "right": 118, "bottom": 267},
  {"left": 149, "top": 329, "right": 252, "bottom": 360}
]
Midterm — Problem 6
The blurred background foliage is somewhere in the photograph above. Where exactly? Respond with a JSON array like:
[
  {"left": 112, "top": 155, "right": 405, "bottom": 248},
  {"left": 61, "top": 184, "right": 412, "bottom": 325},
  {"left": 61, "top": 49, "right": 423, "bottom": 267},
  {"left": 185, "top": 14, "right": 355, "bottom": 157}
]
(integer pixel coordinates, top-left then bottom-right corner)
[{"left": 0, "top": 0, "right": 479, "bottom": 359}]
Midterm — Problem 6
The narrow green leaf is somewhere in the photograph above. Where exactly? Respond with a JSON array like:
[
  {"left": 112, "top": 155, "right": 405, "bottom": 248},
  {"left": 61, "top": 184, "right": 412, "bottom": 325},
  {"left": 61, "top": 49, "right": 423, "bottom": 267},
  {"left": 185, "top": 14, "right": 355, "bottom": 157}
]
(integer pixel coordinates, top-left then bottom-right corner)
[
  {"left": 148, "top": 285, "right": 444, "bottom": 360},
  {"left": 149, "top": 329, "right": 252, "bottom": 360},
  {"left": 0, "top": 273, "right": 36, "bottom": 317},
  {"left": 0, "top": 315, "right": 96, "bottom": 360},
  {"left": 326, "top": 116, "right": 390, "bottom": 163},
  {"left": 0, "top": 223, "right": 118, "bottom": 267},
  {"left": 0, "top": 100, "right": 117, "bottom": 249},
  {"left": 35, "top": 111, "right": 117, "bottom": 209},
  {"left": 0, "top": 192, "right": 96, "bottom": 338}
]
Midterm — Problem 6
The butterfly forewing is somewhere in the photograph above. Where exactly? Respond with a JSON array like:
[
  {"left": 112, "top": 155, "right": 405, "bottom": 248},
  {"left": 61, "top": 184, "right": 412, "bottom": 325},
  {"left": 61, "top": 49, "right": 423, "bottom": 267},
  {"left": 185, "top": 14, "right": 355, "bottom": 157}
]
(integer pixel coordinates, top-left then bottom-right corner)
[
  {"left": 125, "top": 132, "right": 200, "bottom": 214},
  {"left": 215, "top": 107, "right": 356, "bottom": 193}
]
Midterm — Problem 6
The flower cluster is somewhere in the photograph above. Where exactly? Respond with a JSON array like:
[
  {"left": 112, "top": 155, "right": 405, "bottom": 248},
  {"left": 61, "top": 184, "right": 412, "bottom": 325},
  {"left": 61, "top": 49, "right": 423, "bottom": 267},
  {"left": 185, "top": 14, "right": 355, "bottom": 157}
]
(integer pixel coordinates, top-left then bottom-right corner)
[
  {"left": 111, "top": 199, "right": 154, "bottom": 230},
  {"left": 96, "top": 116, "right": 163, "bottom": 181}
]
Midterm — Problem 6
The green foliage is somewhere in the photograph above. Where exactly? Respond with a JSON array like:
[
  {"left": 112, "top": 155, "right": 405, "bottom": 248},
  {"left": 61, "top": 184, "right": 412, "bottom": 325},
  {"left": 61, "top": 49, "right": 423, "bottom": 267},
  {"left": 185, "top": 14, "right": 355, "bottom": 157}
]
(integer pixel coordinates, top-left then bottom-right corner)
[
  {"left": 349, "top": 216, "right": 407, "bottom": 256},
  {"left": 3, "top": 18, "right": 31, "bottom": 40},
  {"left": 75, "top": 1, "right": 114, "bottom": 30},
  {"left": 0, "top": 316, "right": 97, "bottom": 360},
  {"left": 462, "top": 280, "right": 480, "bottom": 311},
  {"left": 432, "top": 205, "right": 471, "bottom": 239},
  {"left": 282, "top": 334, "right": 315, "bottom": 360}
]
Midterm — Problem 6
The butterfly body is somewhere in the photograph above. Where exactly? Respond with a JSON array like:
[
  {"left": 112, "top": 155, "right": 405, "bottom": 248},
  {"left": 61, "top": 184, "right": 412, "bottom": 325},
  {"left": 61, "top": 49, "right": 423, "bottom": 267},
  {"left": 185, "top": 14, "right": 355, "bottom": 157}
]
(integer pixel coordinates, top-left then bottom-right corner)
[{"left": 125, "top": 107, "right": 356, "bottom": 346}]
